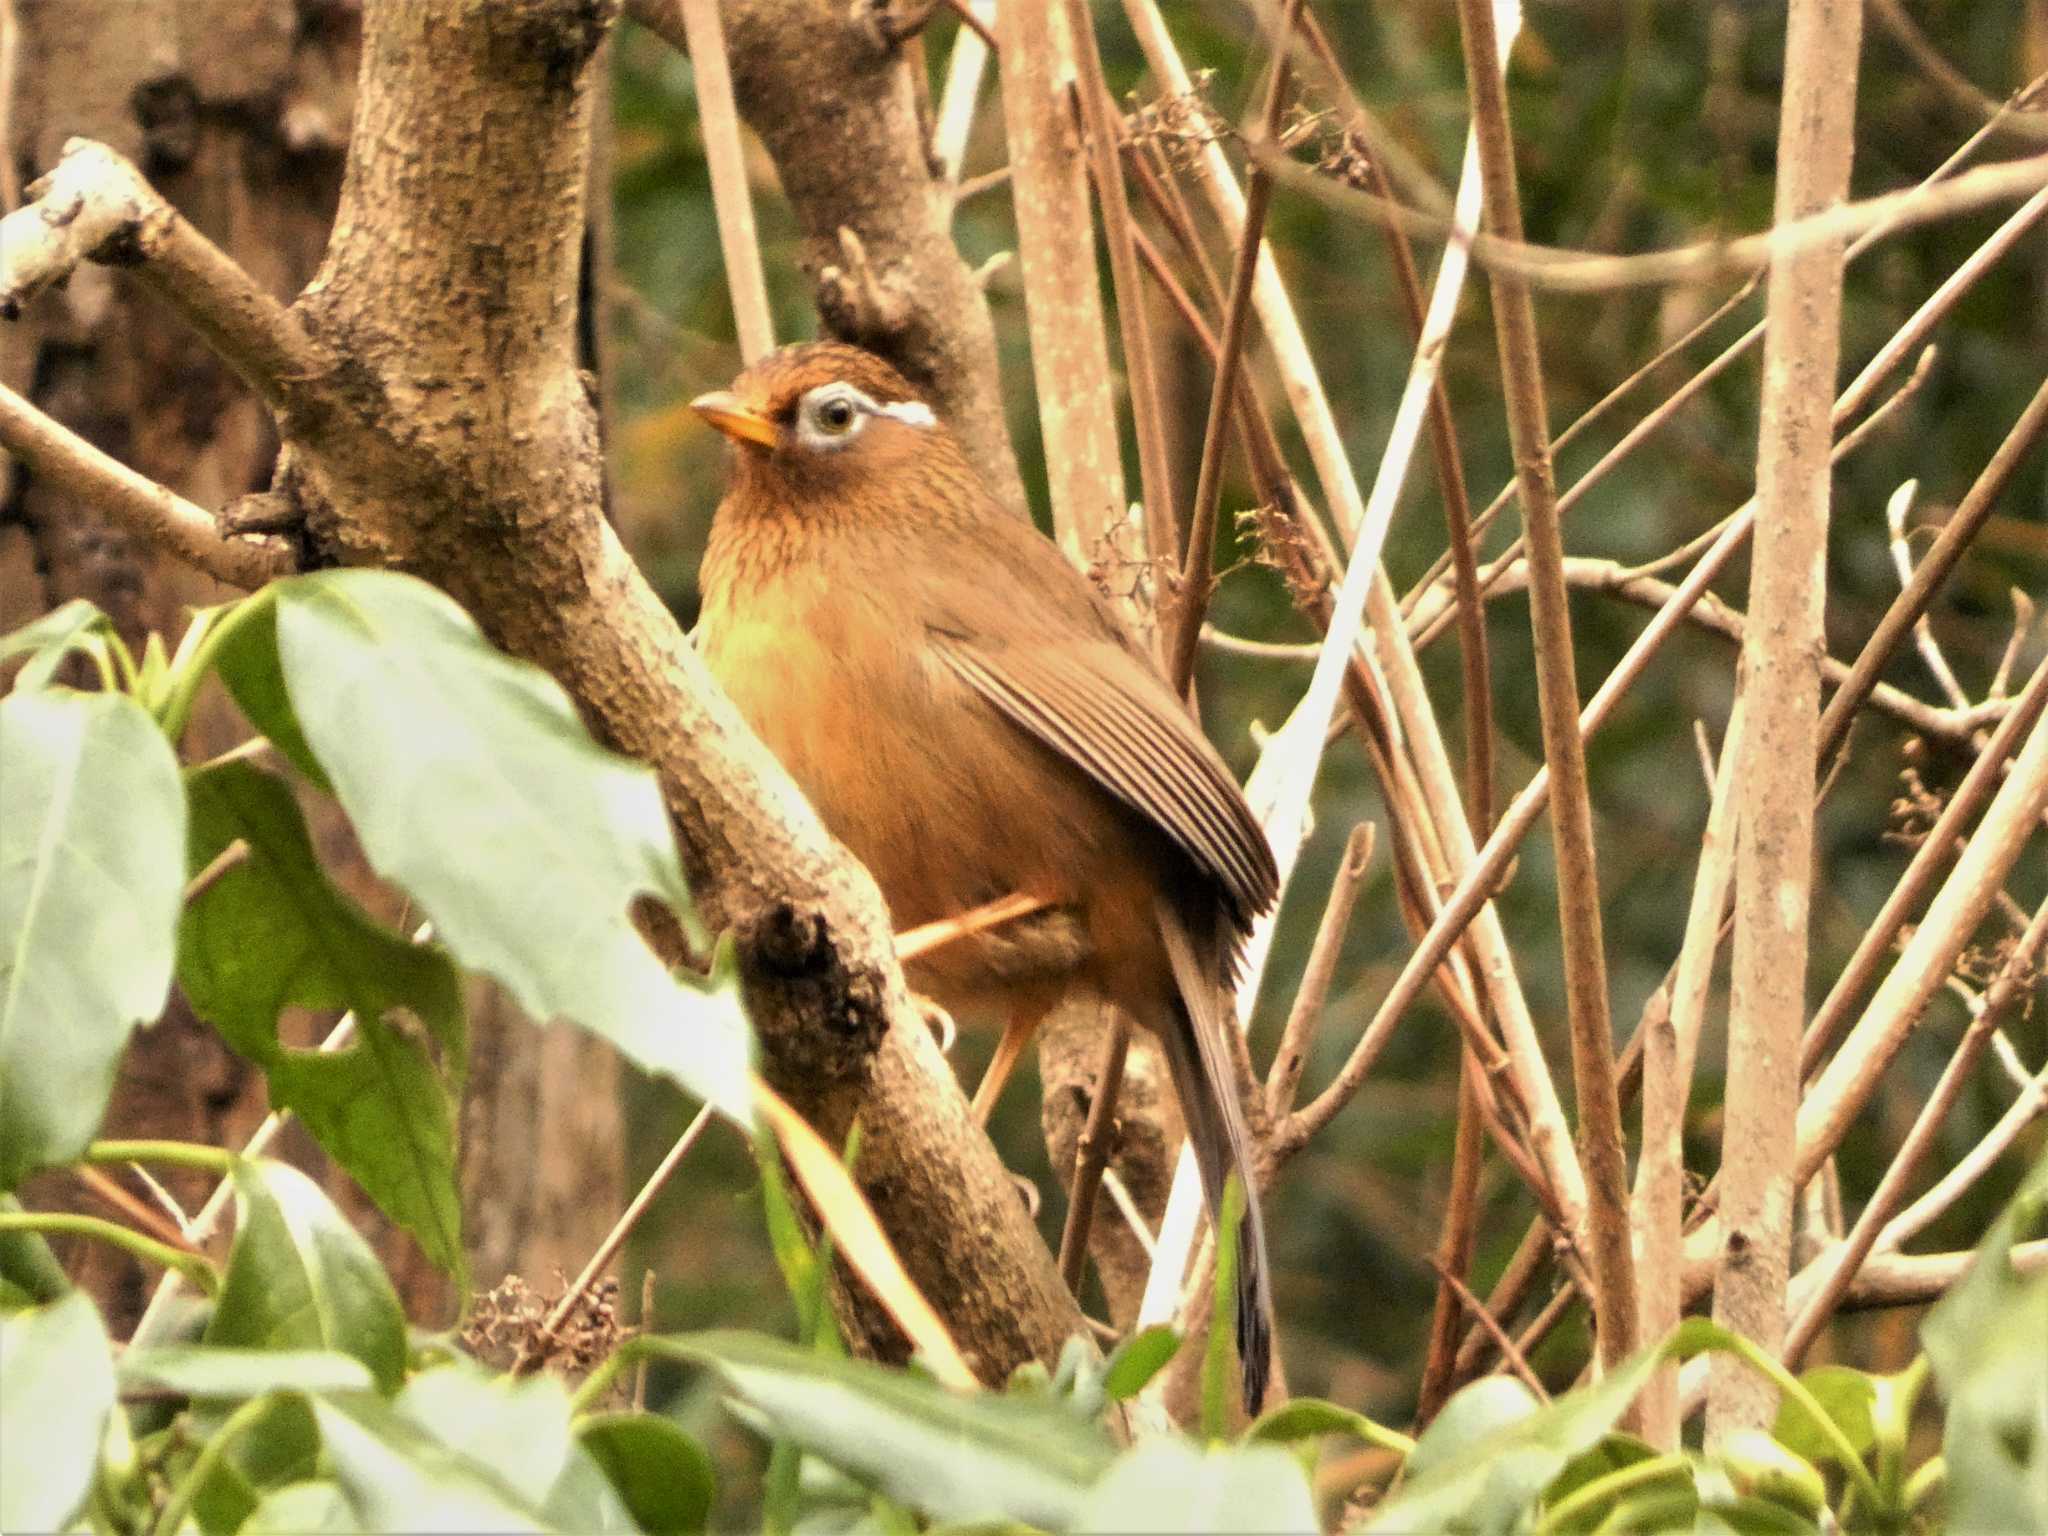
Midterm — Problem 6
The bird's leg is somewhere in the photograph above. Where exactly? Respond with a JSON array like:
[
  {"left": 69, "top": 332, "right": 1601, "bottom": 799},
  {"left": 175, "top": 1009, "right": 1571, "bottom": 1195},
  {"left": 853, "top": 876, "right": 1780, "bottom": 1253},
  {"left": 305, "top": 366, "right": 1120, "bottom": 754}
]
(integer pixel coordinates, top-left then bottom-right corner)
[
  {"left": 970, "top": 995, "right": 1055, "bottom": 1125},
  {"left": 894, "top": 890, "right": 1051, "bottom": 963}
]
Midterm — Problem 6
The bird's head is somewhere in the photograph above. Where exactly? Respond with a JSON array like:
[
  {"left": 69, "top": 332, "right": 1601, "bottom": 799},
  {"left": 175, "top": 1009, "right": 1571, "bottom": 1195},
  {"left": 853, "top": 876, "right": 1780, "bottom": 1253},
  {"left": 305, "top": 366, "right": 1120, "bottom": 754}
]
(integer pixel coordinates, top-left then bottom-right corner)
[{"left": 692, "top": 342, "right": 965, "bottom": 517}]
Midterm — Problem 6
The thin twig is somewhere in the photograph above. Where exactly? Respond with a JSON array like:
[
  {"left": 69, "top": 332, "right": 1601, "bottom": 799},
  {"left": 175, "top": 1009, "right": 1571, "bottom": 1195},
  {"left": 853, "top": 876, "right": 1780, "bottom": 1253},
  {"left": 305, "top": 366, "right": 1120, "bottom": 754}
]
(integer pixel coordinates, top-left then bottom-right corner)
[
  {"left": 1803, "top": 654, "right": 2048, "bottom": 1076},
  {"left": 183, "top": 840, "right": 250, "bottom": 905},
  {"left": 1264, "top": 822, "right": 1374, "bottom": 1121},
  {"left": 1877, "top": 1060, "right": 2048, "bottom": 1253},
  {"left": 678, "top": 0, "right": 773, "bottom": 364},
  {"left": 1063, "top": 1, "right": 1177, "bottom": 574},
  {"left": 1056, "top": 1017, "right": 1132, "bottom": 1296},
  {"left": 516, "top": 1102, "right": 716, "bottom": 1375},
  {"left": 1426, "top": 1255, "right": 1550, "bottom": 1404},
  {"left": 1886, "top": 481, "right": 1972, "bottom": 710},
  {"left": 1453, "top": 0, "right": 1638, "bottom": 1376},
  {"left": 71, "top": 1166, "right": 200, "bottom": 1253},
  {"left": 1784, "top": 890, "right": 2048, "bottom": 1365},
  {"left": 0, "top": 383, "right": 290, "bottom": 589},
  {"left": 1162, "top": 0, "right": 1304, "bottom": 694},
  {"left": 1416, "top": 1060, "right": 1490, "bottom": 1419},
  {"left": 1259, "top": 140, "right": 2048, "bottom": 294}
]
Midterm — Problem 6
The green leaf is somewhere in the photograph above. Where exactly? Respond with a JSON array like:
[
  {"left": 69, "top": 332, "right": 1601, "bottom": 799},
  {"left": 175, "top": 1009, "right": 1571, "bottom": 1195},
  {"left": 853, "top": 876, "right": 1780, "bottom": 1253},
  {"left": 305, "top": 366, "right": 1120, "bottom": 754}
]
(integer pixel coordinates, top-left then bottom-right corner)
[
  {"left": 1, "top": 598, "right": 116, "bottom": 692},
  {"left": 578, "top": 1412, "right": 716, "bottom": 1534},
  {"left": 1366, "top": 1349, "right": 1664, "bottom": 1534},
  {"left": 245, "top": 570, "right": 751, "bottom": 1122},
  {"left": 204, "top": 1160, "right": 408, "bottom": 1394},
  {"left": 1772, "top": 1365, "right": 1875, "bottom": 1470},
  {"left": 119, "top": 1346, "right": 375, "bottom": 1398},
  {"left": 212, "top": 594, "right": 331, "bottom": 792},
  {"left": 1099, "top": 1326, "right": 1180, "bottom": 1403},
  {"left": 540, "top": 1443, "right": 644, "bottom": 1534},
  {"left": 0, "top": 688, "right": 185, "bottom": 1187},
  {"left": 179, "top": 760, "right": 465, "bottom": 1278},
  {"left": 1403, "top": 1376, "right": 1540, "bottom": 1481},
  {"left": 1247, "top": 1396, "right": 1413, "bottom": 1456},
  {"left": 397, "top": 1362, "right": 574, "bottom": 1508},
  {"left": 0, "top": 1290, "right": 115, "bottom": 1534},
  {"left": 1924, "top": 1147, "right": 2048, "bottom": 1536},
  {"left": 0, "top": 1193, "right": 72, "bottom": 1304},
  {"left": 236, "top": 1479, "right": 362, "bottom": 1534},
  {"left": 1202, "top": 1172, "right": 1246, "bottom": 1440},
  {"left": 311, "top": 1394, "right": 550, "bottom": 1533},
  {"left": 1074, "top": 1439, "right": 1318, "bottom": 1533},
  {"left": 651, "top": 1329, "right": 1115, "bottom": 1527}
]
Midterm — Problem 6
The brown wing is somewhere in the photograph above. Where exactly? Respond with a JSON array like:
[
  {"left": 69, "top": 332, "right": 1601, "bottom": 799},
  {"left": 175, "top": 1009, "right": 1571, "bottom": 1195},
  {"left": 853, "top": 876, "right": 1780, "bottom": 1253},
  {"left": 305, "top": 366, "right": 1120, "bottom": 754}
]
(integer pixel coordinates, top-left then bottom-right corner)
[{"left": 931, "top": 633, "right": 1277, "bottom": 933}]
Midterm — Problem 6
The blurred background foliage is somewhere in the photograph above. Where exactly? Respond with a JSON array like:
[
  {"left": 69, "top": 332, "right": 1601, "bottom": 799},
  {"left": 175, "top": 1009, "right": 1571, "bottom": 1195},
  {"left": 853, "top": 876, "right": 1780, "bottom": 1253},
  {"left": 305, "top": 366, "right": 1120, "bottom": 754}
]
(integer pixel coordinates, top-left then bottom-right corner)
[{"left": 601, "top": 0, "right": 2047, "bottom": 1432}]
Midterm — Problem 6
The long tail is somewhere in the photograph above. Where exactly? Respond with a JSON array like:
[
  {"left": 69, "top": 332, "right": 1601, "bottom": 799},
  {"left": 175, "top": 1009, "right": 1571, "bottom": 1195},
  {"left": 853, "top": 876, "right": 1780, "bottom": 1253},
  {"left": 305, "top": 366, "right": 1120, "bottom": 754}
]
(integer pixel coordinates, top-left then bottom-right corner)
[{"left": 1153, "top": 898, "right": 1275, "bottom": 1416}]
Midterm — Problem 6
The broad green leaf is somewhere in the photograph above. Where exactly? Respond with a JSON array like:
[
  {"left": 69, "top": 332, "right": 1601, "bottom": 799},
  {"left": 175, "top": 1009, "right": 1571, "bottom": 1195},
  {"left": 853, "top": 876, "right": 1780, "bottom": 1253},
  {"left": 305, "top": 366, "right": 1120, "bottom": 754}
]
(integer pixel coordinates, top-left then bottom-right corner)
[
  {"left": 179, "top": 760, "right": 465, "bottom": 1277},
  {"left": 0, "top": 1290, "right": 115, "bottom": 1534},
  {"left": 0, "top": 1193, "right": 71, "bottom": 1304},
  {"left": 204, "top": 1160, "right": 407, "bottom": 1393},
  {"left": 1099, "top": 1326, "right": 1180, "bottom": 1403},
  {"left": 234, "top": 570, "right": 751, "bottom": 1122},
  {"left": 1924, "top": 1148, "right": 2048, "bottom": 1536},
  {"left": 1, "top": 599, "right": 116, "bottom": 692},
  {"left": 212, "top": 594, "right": 332, "bottom": 792},
  {"left": 119, "top": 1346, "right": 375, "bottom": 1398},
  {"left": 398, "top": 1362, "right": 574, "bottom": 1508},
  {"left": 659, "top": 1329, "right": 1114, "bottom": 1527},
  {"left": 1366, "top": 1347, "right": 1665, "bottom": 1534},
  {"left": 1247, "top": 1396, "right": 1412, "bottom": 1455},
  {"left": 1772, "top": 1365, "right": 1876, "bottom": 1469},
  {"left": 577, "top": 1413, "right": 716, "bottom": 1534},
  {"left": 539, "top": 1443, "right": 643, "bottom": 1534},
  {"left": 1074, "top": 1439, "right": 1317, "bottom": 1533},
  {"left": 0, "top": 688, "right": 184, "bottom": 1186},
  {"left": 311, "top": 1395, "right": 549, "bottom": 1534},
  {"left": 236, "top": 1479, "right": 362, "bottom": 1534},
  {"left": 1403, "top": 1376, "right": 1540, "bottom": 1481}
]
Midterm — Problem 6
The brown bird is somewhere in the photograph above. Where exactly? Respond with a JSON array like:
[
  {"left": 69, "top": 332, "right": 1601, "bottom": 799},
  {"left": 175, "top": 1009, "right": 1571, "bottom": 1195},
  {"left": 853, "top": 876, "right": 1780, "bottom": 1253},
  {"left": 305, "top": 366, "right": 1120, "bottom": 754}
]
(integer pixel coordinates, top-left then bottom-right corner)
[{"left": 692, "top": 341, "right": 1279, "bottom": 1411}]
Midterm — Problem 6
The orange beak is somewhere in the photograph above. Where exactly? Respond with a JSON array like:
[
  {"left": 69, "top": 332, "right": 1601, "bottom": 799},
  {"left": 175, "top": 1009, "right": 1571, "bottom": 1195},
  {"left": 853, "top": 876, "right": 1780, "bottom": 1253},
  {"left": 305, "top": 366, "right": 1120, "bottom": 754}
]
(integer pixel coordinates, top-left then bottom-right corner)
[{"left": 690, "top": 390, "right": 779, "bottom": 448}]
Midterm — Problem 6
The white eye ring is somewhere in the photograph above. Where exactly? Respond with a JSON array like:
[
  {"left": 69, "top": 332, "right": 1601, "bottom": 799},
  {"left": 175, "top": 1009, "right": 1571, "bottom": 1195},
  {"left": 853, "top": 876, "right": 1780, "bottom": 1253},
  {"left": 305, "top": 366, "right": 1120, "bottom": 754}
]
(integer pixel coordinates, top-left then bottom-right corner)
[{"left": 794, "top": 383, "right": 936, "bottom": 450}]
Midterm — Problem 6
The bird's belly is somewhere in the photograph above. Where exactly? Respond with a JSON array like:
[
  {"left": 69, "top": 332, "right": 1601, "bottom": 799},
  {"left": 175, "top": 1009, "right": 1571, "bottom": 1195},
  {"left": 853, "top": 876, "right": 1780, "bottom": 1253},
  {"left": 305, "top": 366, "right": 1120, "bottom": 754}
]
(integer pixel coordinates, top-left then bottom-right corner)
[{"left": 699, "top": 587, "right": 1120, "bottom": 1007}]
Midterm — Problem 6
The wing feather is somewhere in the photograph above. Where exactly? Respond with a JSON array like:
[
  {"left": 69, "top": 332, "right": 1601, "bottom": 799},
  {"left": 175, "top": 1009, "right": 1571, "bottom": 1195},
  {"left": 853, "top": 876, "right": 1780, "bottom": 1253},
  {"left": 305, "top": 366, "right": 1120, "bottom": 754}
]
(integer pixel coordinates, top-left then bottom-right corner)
[{"left": 933, "top": 636, "right": 1277, "bottom": 932}]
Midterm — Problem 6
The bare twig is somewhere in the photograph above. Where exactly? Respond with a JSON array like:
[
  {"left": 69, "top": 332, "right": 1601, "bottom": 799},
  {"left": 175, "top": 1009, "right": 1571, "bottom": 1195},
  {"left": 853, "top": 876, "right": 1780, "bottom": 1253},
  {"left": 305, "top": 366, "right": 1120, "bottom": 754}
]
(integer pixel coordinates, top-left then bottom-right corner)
[
  {"left": 1803, "top": 655, "right": 2048, "bottom": 1076},
  {"left": 516, "top": 1102, "right": 716, "bottom": 1374},
  {"left": 1264, "top": 822, "right": 1374, "bottom": 1121},
  {"left": 1056, "top": 1017, "right": 1132, "bottom": 1296},
  {"left": 1793, "top": 705, "right": 2048, "bottom": 1187},
  {"left": 1260, "top": 141, "right": 2048, "bottom": 294},
  {"left": 1819, "top": 373, "right": 2048, "bottom": 762},
  {"left": 1062, "top": 0, "right": 1177, "bottom": 571},
  {"left": 1453, "top": 0, "right": 1637, "bottom": 1376},
  {"left": 1784, "top": 891, "right": 2048, "bottom": 1364},
  {"left": 1427, "top": 1254, "right": 1550, "bottom": 1404},
  {"left": 1885, "top": 481, "right": 1971, "bottom": 710},
  {"left": 1634, "top": 695, "right": 1745, "bottom": 1446},
  {"left": 1162, "top": 0, "right": 1303, "bottom": 694},
  {"left": 1867, "top": 0, "right": 2048, "bottom": 144},
  {"left": 1878, "top": 1059, "right": 2048, "bottom": 1253},
  {"left": 996, "top": 0, "right": 1126, "bottom": 552},
  {"left": 0, "top": 138, "right": 327, "bottom": 405},
  {"left": 1708, "top": 0, "right": 1864, "bottom": 1441},
  {"left": 71, "top": 1166, "right": 200, "bottom": 1253},
  {"left": 678, "top": 0, "right": 774, "bottom": 364},
  {"left": 1417, "top": 1060, "right": 1490, "bottom": 1419},
  {"left": 0, "top": 382, "right": 290, "bottom": 589},
  {"left": 182, "top": 840, "right": 251, "bottom": 905}
]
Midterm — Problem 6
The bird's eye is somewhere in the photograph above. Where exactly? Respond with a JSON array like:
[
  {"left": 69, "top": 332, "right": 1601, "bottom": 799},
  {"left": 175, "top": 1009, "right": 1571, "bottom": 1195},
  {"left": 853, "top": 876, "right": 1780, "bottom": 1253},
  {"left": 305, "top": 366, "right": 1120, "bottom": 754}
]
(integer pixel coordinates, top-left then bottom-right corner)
[{"left": 814, "top": 395, "right": 858, "bottom": 434}]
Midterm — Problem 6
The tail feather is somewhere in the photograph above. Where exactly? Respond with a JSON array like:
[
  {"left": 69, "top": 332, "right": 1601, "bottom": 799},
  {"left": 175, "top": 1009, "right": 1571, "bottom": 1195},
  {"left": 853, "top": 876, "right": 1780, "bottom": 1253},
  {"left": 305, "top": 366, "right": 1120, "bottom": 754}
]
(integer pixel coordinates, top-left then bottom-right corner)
[{"left": 1154, "top": 899, "right": 1275, "bottom": 1416}]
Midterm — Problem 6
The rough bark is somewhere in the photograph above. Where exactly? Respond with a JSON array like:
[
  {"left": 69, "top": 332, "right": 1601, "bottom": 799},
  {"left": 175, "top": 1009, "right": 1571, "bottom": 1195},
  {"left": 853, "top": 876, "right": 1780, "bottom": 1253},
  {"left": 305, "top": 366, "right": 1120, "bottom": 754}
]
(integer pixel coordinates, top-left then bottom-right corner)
[{"left": 271, "top": 0, "right": 1081, "bottom": 1381}]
